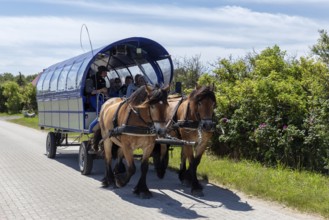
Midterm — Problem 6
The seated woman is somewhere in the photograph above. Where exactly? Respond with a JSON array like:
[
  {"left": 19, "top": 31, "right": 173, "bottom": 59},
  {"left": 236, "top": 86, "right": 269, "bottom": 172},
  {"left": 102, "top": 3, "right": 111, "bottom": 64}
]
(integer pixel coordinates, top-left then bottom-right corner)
[{"left": 126, "top": 74, "right": 147, "bottom": 97}]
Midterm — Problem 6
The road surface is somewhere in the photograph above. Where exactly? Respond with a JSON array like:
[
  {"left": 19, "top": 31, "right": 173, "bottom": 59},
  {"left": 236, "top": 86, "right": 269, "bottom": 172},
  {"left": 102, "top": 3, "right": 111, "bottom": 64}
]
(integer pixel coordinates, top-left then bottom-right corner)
[{"left": 0, "top": 119, "right": 323, "bottom": 219}]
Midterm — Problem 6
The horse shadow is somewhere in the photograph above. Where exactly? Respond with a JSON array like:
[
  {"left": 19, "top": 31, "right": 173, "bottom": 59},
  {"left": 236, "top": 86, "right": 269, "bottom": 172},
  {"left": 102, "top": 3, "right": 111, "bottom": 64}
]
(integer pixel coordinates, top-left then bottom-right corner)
[
  {"left": 100, "top": 161, "right": 253, "bottom": 219},
  {"left": 52, "top": 148, "right": 253, "bottom": 219}
]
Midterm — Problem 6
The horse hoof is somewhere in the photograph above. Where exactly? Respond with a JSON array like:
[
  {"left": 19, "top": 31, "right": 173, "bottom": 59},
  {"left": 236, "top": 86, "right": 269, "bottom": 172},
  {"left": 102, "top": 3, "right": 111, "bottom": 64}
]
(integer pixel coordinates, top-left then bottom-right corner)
[
  {"left": 115, "top": 178, "right": 126, "bottom": 188},
  {"left": 191, "top": 189, "right": 204, "bottom": 197},
  {"left": 102, "top": 181, "right": 109, "bottom": 188},
  {"left": 132, "top": 187, "right": 140, "bottom": 195},
  {"left": 156, "top": 170, "right": 166, "bottom": 179},
  {"left": 102, "top": 179, "right": 116, "bottom": 188}
]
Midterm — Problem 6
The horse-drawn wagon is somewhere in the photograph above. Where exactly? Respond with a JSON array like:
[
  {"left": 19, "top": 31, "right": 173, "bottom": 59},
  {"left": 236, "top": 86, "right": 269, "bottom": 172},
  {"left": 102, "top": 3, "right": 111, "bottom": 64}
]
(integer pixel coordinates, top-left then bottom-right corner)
[
  {"left": 36, "top": 37, "right": 217, "bottom": 197},
  {"left": 36, "top": 37, "right": 175, "bottom": 173}
]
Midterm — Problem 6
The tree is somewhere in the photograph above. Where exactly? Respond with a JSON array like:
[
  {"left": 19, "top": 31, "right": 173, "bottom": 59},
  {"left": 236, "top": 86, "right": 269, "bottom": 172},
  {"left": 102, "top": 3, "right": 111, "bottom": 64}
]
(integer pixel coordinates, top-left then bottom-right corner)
[
  {"left": 0, "top": 73, "right": 15, "bottom": 84},
  {"left": 21, "top": 83, "right": 37, "bottom": 112},
  {"left": 0, "top": 86, "right": 8, "bottom": 112},
  {"left": 173, "top": 54, "right": 206, "bottom": 92},
  {"left": 2, "top": 81, "right": 23, "bottom": 114},
  {"left": 311, "top": 29, "right": 329, "bottom": 65}
]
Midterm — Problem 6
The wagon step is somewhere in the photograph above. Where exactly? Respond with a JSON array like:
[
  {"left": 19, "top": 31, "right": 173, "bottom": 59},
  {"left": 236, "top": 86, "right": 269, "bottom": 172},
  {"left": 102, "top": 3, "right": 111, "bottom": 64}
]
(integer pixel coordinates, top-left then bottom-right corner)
[{"left": 155, "top": 138, "right": 195, "bottom": 146}]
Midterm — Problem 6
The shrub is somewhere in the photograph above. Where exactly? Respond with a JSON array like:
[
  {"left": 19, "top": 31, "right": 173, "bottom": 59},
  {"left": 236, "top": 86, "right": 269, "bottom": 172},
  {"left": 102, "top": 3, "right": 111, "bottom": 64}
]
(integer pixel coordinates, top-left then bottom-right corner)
[{"left": 205, "top": 46, "right": 329, "bottom": 173}]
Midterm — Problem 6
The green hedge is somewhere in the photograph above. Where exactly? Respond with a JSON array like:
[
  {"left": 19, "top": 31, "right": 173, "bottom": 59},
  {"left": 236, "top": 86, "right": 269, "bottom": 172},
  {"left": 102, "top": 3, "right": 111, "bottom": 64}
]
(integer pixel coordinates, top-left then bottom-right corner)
[{"left": 200, "top": 46, "right": 329, "bottom": 173}]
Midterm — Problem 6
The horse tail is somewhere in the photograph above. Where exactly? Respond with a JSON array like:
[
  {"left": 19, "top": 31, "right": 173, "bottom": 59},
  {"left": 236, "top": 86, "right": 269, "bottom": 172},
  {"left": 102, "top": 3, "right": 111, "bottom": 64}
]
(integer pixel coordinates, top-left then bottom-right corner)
[{"left": 93, "top": 126, "right": 102, "bottom": 151}]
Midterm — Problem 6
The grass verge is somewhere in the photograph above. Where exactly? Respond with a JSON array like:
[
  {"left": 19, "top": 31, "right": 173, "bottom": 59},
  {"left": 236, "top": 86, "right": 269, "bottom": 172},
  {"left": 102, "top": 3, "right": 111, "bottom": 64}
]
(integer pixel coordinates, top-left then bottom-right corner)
[
  {"left": 9, "top": 116, "right": 39, "bottom": 129},
  {"left": 167, "top": 148, "right": 329, "bottom": 218},
  {"left": 6, "top": 115, "right": 329, "bottom": 218}
]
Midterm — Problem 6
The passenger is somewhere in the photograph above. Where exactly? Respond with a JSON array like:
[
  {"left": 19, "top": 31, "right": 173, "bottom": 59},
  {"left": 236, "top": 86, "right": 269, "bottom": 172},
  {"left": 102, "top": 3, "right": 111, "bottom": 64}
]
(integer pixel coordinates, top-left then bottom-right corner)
[
  {"left": 85, "top": 65, "right": 109, "bottom": 111},
  {"left": 126, "top": 74, "right": 147, "bottom": 98},
  {"left": 118, "top": 75, "right": 133, "bottom": 97},
  {"left": 108, "top": 77, "right": 122, "bottom": 97}
]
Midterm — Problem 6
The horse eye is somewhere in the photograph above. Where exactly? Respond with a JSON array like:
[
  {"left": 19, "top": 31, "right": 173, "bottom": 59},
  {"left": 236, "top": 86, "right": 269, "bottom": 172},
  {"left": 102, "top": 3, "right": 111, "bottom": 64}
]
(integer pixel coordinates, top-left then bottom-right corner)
[{"left": 198, "top": 102, "right": 202, "bottom": 106}]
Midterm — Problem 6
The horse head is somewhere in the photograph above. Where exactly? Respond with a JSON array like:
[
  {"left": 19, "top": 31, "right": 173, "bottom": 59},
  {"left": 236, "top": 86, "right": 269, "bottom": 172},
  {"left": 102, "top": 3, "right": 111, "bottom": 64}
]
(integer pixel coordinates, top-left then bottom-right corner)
[
  {"left": 129, "top": 84, "right": 169, "bottom": 137},
  {"left": 189, "top": 85, "right": 217, "bottom": 132}
]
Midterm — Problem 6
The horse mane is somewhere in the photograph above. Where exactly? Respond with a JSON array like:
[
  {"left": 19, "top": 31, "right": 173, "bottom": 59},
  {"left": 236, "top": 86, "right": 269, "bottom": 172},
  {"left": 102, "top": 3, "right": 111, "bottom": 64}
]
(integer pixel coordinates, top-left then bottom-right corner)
[
  {"left": 128, "top": 84, "right": 169, "bottom": 107},
  {"left": 189, "top": 85, "right": 216, "bottom": 105},
  {"left": 146, "top": 84, "right": 169, "bottom": 106},
  {"left": 128, "top": 86, "right": 148, "bottom": 107}
]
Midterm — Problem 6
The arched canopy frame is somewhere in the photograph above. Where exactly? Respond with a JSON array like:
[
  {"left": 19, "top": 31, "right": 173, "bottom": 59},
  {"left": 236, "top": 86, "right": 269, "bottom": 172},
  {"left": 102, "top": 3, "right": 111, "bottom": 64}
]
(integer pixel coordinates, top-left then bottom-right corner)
[{"left": 36, "top": 37, "right": 173, "bottom": 98}]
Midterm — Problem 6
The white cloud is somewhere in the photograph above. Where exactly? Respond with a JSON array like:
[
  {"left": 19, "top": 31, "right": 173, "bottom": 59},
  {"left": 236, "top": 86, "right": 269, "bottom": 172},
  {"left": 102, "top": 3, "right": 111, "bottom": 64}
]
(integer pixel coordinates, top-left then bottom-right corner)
[{"left": 0, "top": 2, "right": 327, "bottom": 75}]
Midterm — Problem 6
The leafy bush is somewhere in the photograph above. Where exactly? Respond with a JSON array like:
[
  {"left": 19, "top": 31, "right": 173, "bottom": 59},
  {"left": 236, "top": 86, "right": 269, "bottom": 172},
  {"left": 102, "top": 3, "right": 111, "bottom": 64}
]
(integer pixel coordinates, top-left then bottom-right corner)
[
  {"left": 204, "top": 46, "right": 329, "bottom": 173},
  {"left": 2, "top": 81, "right": 23, "bottom": 114}
]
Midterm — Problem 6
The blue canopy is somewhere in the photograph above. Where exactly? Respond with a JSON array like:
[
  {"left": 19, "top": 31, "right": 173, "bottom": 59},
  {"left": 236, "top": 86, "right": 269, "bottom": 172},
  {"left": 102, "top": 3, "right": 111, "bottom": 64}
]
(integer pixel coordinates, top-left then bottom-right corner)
[{"left": 36, "top": 37, "right": 173, "bottom": 97}]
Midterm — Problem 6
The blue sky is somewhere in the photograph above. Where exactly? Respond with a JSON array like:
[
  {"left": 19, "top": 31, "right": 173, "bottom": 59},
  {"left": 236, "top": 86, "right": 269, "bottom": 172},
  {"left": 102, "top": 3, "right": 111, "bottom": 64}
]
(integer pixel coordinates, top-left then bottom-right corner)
[{"left": 1, "top": 0, "right": 329, "bottom": 75}]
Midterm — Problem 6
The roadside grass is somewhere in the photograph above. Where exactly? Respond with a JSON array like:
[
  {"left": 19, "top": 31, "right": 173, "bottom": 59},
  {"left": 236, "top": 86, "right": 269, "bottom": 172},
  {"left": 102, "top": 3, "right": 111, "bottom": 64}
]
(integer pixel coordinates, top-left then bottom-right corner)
[
  {"left": 167, "top": 148, "right": 329, "bottom": 218},
  {"left": 6, "top": 115, "right": 329, "bottom": 218},
  {"left": 9, "top": 116, "right": 39, "bottom": 129},
  {"left": 8, "top": 115, "right": 89, "bottom": 141}
]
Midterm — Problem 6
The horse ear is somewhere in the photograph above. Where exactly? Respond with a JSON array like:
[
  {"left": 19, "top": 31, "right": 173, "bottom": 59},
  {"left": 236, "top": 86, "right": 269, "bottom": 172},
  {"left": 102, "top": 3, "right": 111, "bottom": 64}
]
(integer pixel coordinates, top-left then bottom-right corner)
[
  {"left": 145, "top": 84, "right": 153, "bottom": 95},
  {"left": 195, "top": 84, "right": 201, "bottom": 90},
  {"left": 162, "top": 84, "right": 170, "bottom": 92}
]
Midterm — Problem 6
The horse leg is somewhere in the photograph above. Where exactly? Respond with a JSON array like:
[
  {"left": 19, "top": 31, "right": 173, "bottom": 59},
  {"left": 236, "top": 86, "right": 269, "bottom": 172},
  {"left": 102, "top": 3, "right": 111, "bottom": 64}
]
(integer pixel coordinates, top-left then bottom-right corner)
[
  {"left": 188, "top": 154, "right": 204, "bottom": 197},
  {"left": 188, "top": 140, "right": 208, "bottom": 197},
  {"left": 152, "top": 143, "right": 169, "bottom": 179},
  {"left": 114, "top": 147, "right": 136, "bottom": 188},
  {"left": 133, "top": 148, "right": 153, "bottom": 199},
  {"left": 113, "top": 145, "right": 126, "bottom": 175},
  {"left": 102, "top": 138, "right": 115, "bottom": 187},
  {"left": 179, "top": 145, "right": 192, "bottom": 186}
]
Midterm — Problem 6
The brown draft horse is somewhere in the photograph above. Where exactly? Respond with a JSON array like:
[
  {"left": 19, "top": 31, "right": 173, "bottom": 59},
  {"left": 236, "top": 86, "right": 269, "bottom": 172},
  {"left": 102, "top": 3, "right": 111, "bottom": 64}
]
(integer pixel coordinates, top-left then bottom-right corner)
[
  {"left": 95, "top": 84, "right": 169, "bottom": 199},
  {"left": 153, "top": 85, "right": 216, "bottom": 197}
]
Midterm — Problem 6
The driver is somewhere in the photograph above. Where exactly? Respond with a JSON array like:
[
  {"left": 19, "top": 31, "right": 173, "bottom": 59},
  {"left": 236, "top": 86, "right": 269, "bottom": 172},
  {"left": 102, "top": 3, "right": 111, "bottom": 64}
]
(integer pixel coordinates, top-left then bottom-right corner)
[{"left": 85, "top": 65, "right": 109, "bottom": 111}]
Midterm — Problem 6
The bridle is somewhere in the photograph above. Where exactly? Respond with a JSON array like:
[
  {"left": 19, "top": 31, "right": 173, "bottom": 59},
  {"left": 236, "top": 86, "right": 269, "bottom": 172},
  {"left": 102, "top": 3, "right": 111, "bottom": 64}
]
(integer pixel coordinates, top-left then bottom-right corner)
[{"left": 171, "top": 98, "right": 216, "bottom": 132}]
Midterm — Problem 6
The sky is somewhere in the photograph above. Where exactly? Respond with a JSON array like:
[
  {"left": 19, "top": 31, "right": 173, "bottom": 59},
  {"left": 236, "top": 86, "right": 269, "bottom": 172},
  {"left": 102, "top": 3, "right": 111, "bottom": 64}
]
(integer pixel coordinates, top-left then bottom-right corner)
[{"left": 1, "top": 0, "right": 329, "bottom": 76}]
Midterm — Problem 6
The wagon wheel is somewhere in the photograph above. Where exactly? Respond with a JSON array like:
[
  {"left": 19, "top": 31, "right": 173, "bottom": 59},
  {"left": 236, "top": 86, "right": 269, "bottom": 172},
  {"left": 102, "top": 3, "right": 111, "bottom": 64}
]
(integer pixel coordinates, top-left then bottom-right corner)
[
  {"left": 79, "top": 141, "right": 93, "bottom": 175},
  {"left": 46, "top": 132, "right": 57, "bottom": 158}
]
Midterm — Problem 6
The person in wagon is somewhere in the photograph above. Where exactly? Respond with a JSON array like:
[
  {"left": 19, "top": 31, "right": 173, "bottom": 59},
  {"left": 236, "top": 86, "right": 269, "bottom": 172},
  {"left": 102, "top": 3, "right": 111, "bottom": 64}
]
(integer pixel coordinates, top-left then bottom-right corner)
[
  {"left": 85, "top": 65, "right": 109, "bottom": 111},
  {"left": 118, "top": 75, "right": 133, "bottom": 97},
  {"left": 126, "top": 74, "right": 147, "bottom": 98},
  {"left": 108, "top": 77, "right": 122, "bottom": 97}
]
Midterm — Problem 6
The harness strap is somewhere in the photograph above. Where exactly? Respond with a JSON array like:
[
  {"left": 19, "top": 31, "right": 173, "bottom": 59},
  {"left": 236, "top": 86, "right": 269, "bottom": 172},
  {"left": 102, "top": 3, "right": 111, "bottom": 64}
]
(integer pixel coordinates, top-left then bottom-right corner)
[
  {"left": 109, "top": 125, "right": 156, "bottom": 137},
  {"left": 171, "top": 96, "right": 185, "bottom": 122},
  {"left": 184, "top": 102, "right": 190, "bottom": 121},
  {"left": 109, "top": 98, "right": 153, "bottom": 138},
  {"left": 129, "top": 104, "right": 152, "bottom": 126},
  {"left": 112, "top": 99, "right": 128, "bottom": 128},
  {"left": 173, "top": 120, "right": 199, "bottom": 129}
]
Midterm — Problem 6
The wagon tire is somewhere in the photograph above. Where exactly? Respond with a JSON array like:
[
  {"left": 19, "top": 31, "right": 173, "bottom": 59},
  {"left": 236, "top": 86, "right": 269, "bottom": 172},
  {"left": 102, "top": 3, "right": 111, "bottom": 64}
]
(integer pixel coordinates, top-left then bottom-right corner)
[
  {"left": 46, "top": 132, "right": 57, "bottom": 158},
  {"left": 79, "top": 141, "right": 93, "bottom": 175}
]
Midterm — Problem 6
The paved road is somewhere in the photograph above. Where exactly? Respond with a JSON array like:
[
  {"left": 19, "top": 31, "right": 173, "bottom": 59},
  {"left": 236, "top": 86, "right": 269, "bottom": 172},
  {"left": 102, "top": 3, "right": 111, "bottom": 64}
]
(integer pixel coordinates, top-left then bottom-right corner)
[{"left": 0, "top": 120, "right": 323, "bottom": 220}]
